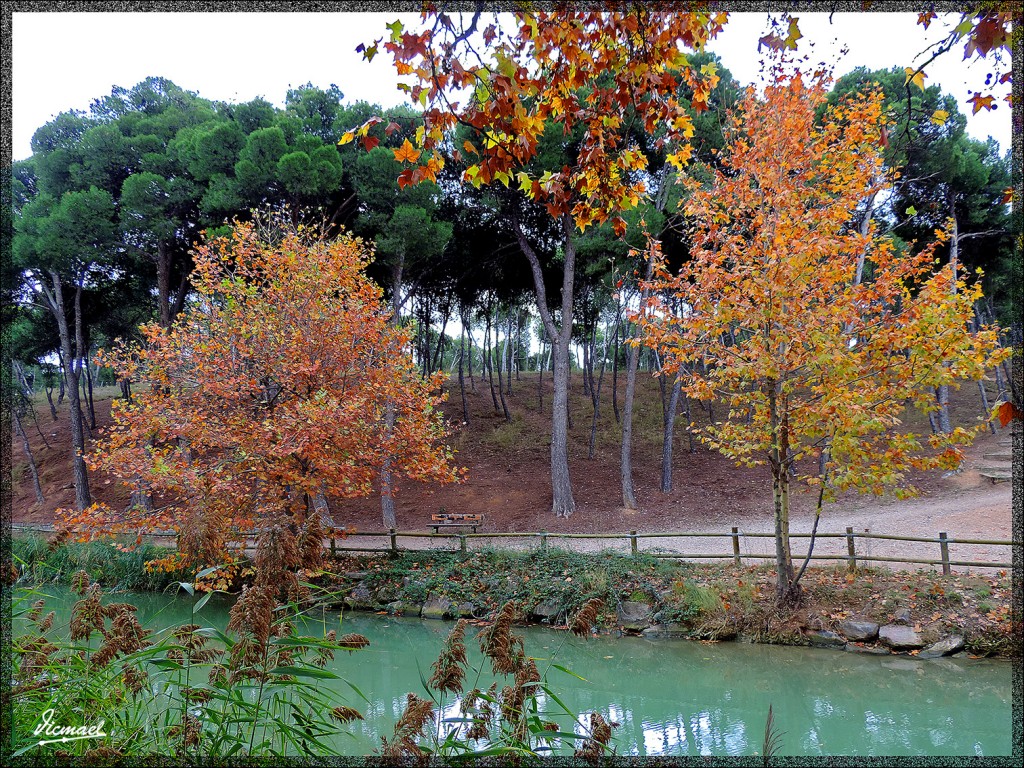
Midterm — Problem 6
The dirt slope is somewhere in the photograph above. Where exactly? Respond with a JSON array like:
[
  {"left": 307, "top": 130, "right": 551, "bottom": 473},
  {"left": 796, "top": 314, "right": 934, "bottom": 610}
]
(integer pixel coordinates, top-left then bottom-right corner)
[{"left": 10, "top": 375, "right": 1015, "bottom": 561}]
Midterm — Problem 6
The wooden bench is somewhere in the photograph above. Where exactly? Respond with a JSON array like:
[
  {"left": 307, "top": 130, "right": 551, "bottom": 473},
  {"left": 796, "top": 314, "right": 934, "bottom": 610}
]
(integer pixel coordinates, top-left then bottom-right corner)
[{"left": 431, "top": 513, "right": 482, "bottom": 534}]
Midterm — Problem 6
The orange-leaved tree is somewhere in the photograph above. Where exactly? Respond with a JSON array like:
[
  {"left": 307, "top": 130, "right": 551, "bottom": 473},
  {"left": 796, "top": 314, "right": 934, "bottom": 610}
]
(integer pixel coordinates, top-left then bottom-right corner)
[
  {"left": 640, "top": 66, "right": 1009, "bottom": 604},
  {"left": 59, "top": 218, "right": 463, "bottom": 575},
  {"left": 347, "top": 7, "right": 728, "bottom": 518}
]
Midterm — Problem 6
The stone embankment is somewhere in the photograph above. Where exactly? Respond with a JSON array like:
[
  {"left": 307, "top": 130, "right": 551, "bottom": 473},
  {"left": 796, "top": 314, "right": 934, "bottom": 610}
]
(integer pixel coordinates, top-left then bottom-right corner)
[{"left": 335, "top": 572, "right": 972, "bottom": 660}]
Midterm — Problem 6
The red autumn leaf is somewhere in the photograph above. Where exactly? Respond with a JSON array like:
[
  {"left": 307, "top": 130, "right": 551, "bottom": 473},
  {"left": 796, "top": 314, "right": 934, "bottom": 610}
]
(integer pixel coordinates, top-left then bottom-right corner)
[{"left": 996, "top": 400, "right": 1021, "bottom": 428}]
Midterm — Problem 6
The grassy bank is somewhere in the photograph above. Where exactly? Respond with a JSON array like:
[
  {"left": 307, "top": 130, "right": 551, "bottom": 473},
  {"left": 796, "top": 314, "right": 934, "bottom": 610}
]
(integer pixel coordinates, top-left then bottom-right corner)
[
  {"left": 10, "top": 536, "right": 1016, "bottom": 658},
  {"left": 11, "top": 535, "right": 189, "bottom": 592}
]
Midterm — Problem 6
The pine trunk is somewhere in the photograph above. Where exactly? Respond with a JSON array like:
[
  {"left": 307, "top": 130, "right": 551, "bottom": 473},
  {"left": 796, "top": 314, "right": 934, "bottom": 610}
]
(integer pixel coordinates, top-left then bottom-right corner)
[
  {"left": 459, "top": 327, "right": 469, "bottom": 425},
  {"left": 13, "top": 409, "right": 45, "bottom": 504},
  {"left": 49, "top": 271, "right": 91, "bottom": 511},
  {"left": 512, "top": 211, "right": 576, "bottom": 518},
  {"left": 661, "top": 376, "right": 681, "bottom": 492}
]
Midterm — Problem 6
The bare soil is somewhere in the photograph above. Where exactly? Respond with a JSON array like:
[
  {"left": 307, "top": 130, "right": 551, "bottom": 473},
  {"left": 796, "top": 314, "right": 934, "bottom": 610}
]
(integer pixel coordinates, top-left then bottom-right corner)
[{"left": 10, "top": 374, "right": 1016, "bottom": 570}]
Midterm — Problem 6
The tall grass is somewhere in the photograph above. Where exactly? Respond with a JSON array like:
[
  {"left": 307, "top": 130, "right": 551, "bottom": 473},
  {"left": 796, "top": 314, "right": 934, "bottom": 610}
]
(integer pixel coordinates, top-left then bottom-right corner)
[
  {"left": 9, "top": 576, "right": 368, "bottom": 759},
  {"left": 12, "top": 535, "right": 189, "bottom": 592}
]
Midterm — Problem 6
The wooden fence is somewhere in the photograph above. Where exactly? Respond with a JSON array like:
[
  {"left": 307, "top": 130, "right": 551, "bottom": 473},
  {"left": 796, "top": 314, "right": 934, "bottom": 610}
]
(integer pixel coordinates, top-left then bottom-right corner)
[{"left": 13, "top": 523, "right": 1016, "bottom": 573}]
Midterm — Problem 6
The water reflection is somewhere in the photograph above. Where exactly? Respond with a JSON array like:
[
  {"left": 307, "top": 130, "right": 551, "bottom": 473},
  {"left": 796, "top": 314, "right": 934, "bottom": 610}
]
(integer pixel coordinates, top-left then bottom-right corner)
[{"left": 14, "top": 587, "right": 1012, "bottom": 757}]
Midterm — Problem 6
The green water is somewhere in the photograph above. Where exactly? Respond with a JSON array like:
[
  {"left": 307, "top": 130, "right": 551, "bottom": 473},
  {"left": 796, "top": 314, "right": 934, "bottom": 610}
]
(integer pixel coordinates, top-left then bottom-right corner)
[{"left": 13, "top": 586, "right": 1013, "bottom": 757}]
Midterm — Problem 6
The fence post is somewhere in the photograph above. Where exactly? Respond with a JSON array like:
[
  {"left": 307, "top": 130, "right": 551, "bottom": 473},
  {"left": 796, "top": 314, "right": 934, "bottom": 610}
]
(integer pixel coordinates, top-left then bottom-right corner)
[
  {"left": 389, "top": 528, "right": 397, "bottom": 555},
  {"left": 846, "top": 526, "right": 857, "bottom": 574},
  {"left": 459, "top": 534, "right": 467, "bottom": 555},
  {"left": 630, "top": 530, "right": 638, "bottom": 557},
  {"left": 939, "top": 531, "right": 951, "bottom": 576},
  {"left": 540, "top": 530, "right": 548, "bottom": 552},
  {"left": 731, "top": 527, "right": 741, "bottom": 566}
]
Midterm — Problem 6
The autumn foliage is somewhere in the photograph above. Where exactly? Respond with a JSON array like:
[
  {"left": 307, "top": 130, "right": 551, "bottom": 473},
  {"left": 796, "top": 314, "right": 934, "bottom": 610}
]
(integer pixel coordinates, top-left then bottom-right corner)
[
  {"left": 640, "top": 67, "right": 1009, "bottom": 602},
  {"left": 59, "top": 219, "right": 462, "bottom": 572},
  {"left": 346, "top": 7, "right": 728, "bottom": 233}
]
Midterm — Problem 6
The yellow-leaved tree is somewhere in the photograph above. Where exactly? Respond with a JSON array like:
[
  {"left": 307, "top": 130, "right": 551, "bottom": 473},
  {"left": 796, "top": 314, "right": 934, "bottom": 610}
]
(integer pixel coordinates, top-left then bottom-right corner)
[{"left": 639, "top": 64, "right": 1009, "bottom": 604}]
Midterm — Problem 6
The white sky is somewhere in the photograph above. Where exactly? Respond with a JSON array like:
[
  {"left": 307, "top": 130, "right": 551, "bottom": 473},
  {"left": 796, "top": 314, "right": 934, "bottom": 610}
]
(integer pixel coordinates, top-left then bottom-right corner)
[{"left": 11, "top": 10, "right": 1012, "bottom": 162}]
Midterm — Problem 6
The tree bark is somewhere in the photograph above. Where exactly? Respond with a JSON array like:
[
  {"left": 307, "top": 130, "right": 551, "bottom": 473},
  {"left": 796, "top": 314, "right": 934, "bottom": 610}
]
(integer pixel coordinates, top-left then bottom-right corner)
[
  {"left": 505, "top": 311, "right": 514, "bottom": 395},
  {"left": 620, "top": 330, "right": 641, "bottom": 509},
  {"left": 495, "top": 310, "right": 512, "bottom": 423},
  {"left": 157, "top": 241, "right": 173, "bottom": 329},
  {"left": 56, "top": 352, "right": 66, "bottom": 407},
  {"left": 45, "top": 381, "right": 58, "bottom": 421},
  {"left": 661, "top": 375, "right": 682, "bottom": 492},
  {"left": 465, "top": 316, "right": 476, "bottom": 391},
  {"left": 13, "top": 408, "right": 45, "bottom": 504},
  {"left": 458, "top": 325, "right": 469, "bottom": 425},
  {"left": 84, "top": 351, "right": 97, "bottom": 431},
  {"left": 46, "top": 271, "right": 91, "bottom": 511},
  {"left": 73, "top": 284, "right": 93, "bottom": 439},
  {"left": 935, "top": 194, "right": 959, "bottom": 435},
  {"left": 588, "top": 316, "right": 611, "bottom": 460},
  {"left": 537, "top": 338, "right": 545, "bottom": 411},
  {"left": 484, "top": 309, "right": 500, "bottom": 413},
  {"left": 512, "top": 212, "right": 576, "bottom": 518},
  {"left": 621, "top": 249, "right": 655, "bottom": 510},
  {"left": 380, "top": 257, "right": 405, "bottom": 530},
  {"left": 769, "top": 381, "right": 797, "bottom": 604},
  {"left": 611, "top": 316, "right": 621, "bottom": 424},
  {"left": 431, "top": 300, "right": 449, "bottom": 374}
]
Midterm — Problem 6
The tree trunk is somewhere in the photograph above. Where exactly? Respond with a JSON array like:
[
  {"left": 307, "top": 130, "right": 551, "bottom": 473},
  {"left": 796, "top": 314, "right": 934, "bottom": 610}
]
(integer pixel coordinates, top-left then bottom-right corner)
[
  {"left": 465, "top": 316, "right": 476, "bottom": 391},
  {"left": 380, "top": 406, "right": 397, "bottom": 530},
  {"left": 312, "top": 489, "right": 332, "bottom": 527},
  {"left": 581, "top": 326, "right": 592, "bottom": 398},
  {"left": 611, "top": 318, "right": 621, "bottom": 424},
  {"left": 505, "top": 311, "right": 514, "bottom": 395},
  {"left": 458, "top": 326, "right": 469, "bottom": 425},
  {"left": 380, "top": 257, "right": 405, "bottom": 530},
  {"left": 432, "top": 298, "right": 450, "bottom": 374},
  {"left": 57, "top": 353, "right": 66, "bottom": 407},
  {"left": 512, "top": 212, "right": 576, "bottom": 518},
  {"left": 588, "top": 317, "right": 610, "bottom": 460},
  {"left": 46, "top": 271, "right": 91, "bottom": 511},
  {"left": 495, "top": 310, "right": 512, "bottom": 423},
  {"left": 769, "top": 382, "right": 798, "bottom": 604},
  {"left": 620, "top": 328, "right": 641, "bottom": 510},
  {"left": 84, "top": 351, "right": 97, "bottom": 431},
  {"left": 171, "top": 270, "right": 189, "bottom": 324},
  {"left": 45, "top": 382, "right": 58, "bottom": 421},
  {"left": 661, "top": 375, "right": 682, "bottom": 492},
  {"left": 514, "top": 310, "right": 522, "bottom": 382},
  {"left": 157, "top": 241, "right": 173, "bottom": 329},
  {"left": 621, "top": 249, "right": 655, "bottom": 510},
  {"left": 73, "top": 284, "right": 93, "bottom": 440},
  {"left": 13, "top": 408, "right": 45, "bottom": 504},
  {"left": 537, "top": 338, "right": 544, "bottom": 411},
  {"left": 682, "top": 391, "right": 696, "bottom": 453},
  {"left": 485, "top": 310, "right": 500, "bottom": 413},
  {"left": 549, "top": 334, "right": 575, "bottom": 517},
  {"left": 935, "top": 195, "right": 961, "bottom": 435}
]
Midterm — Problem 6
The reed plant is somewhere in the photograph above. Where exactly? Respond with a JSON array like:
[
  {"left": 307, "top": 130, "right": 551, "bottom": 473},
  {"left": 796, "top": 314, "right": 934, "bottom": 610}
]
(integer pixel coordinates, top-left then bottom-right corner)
[{"left": 9, "top": 572, "right": 367, "bottom": 759}]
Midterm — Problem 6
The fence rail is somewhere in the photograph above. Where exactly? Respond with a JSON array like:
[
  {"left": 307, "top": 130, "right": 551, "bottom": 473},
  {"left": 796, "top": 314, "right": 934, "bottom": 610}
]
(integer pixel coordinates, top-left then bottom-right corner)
[{"left": 12, "top": 522, "right": 1017, "bottom": 573}]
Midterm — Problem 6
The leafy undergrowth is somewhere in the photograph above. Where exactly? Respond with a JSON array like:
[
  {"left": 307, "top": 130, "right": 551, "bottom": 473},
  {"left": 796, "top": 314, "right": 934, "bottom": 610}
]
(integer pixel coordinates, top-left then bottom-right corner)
[{"left": 322, "top": 549, "right": 1018, "bottom": 658}]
